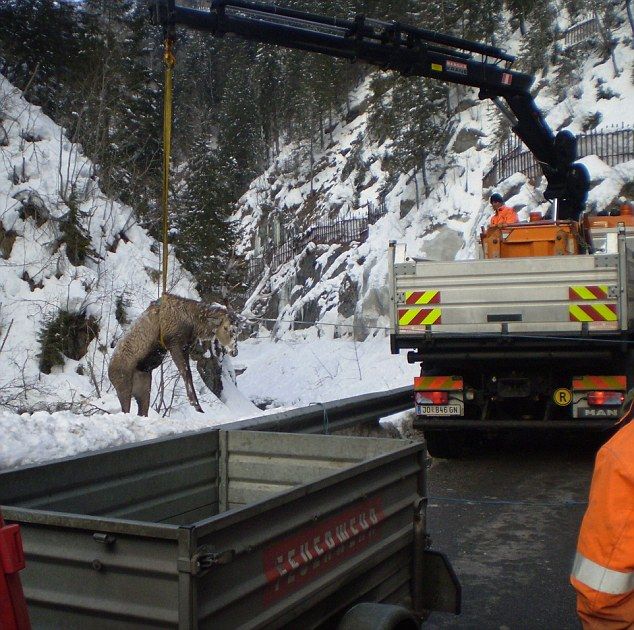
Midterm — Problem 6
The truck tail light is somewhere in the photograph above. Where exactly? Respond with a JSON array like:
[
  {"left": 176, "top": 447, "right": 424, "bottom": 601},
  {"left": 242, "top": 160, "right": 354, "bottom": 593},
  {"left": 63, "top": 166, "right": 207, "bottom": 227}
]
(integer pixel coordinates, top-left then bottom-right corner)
[
  {"left": 587, "top": 391, "right": 624, "bottom": 406},
  {"left": 414, "top": 391, "right": 448, "bottom": 405}
]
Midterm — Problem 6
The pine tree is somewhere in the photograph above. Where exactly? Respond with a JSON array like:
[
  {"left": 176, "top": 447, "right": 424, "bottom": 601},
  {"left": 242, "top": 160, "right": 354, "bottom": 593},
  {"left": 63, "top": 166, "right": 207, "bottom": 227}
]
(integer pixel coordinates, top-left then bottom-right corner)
[
  {"left": 0, "top": 0, "right": 162, "bottom": 223},
  {"left": 0, "top": 0, "right": 91, "bottom": 112},
  {"left": 516, "top": 0, "right": 558, "bottom": 74},
  {"left": 80, "top": 0, "right": 163, "bottom": 212},
  {"left": 215, "top": 42, "right": 266, "bottom": 191},
  {"left": 173, "top": 138, "right": 240, "bottom": 299}
]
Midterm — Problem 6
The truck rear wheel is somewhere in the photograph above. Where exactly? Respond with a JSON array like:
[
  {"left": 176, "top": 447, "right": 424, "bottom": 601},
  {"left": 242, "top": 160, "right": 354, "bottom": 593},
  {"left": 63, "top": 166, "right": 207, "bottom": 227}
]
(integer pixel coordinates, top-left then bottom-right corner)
[
  {"left": 338, "top": 603, "right": 419, "bottom": 630},
  {"left": 424, "top": 430, "right": 466, "bottom": 458}
]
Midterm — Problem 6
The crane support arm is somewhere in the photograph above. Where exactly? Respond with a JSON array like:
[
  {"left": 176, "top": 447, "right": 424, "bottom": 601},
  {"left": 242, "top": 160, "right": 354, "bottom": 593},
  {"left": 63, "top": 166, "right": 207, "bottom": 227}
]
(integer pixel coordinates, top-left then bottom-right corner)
[{"left": 150, "top": 0, "right": 589, "bottom": 219}]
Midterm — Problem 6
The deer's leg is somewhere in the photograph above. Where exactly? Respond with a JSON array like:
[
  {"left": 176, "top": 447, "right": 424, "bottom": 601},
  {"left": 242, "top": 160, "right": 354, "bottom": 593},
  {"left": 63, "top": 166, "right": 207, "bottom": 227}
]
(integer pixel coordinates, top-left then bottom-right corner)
[
  {"left": 133, "top": 370, "right": 152, "bottom": 417},
  {"left": 169, "top": 345, "right": 204, "bottom": 413},
  {"left": 115, "top": 380, "right": 133, "bottom": 413}
]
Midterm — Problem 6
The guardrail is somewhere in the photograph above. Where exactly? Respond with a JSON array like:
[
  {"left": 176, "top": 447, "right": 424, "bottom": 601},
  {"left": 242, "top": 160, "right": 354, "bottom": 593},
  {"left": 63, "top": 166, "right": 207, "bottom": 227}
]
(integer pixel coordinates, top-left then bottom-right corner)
[{"left": 224, "top": 385, "right": 413, "bottom": 434}]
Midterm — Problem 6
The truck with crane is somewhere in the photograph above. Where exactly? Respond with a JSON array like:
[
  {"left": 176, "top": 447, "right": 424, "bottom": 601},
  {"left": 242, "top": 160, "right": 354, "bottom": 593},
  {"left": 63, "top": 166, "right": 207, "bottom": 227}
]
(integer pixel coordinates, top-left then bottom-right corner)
[
  {"left": 389, "top": 213, "right": 634, "bottom": 457},
  {"left": 373, "top": 12, "right": 634, "bottom": 457},
  {"left": 150, "top": 2, "right": 623, "bottom": 455}
]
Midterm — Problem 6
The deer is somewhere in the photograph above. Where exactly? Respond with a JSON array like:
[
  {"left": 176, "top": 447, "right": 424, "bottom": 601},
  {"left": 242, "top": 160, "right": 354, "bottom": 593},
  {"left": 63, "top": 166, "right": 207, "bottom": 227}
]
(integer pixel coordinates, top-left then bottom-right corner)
[{"left": 108, "top": 293, "right": 240, "bottom": 416}]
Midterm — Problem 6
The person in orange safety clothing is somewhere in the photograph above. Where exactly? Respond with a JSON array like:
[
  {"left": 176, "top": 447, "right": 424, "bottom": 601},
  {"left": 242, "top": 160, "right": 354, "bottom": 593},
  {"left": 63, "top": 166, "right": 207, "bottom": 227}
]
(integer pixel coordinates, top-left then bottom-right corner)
[
  {"left": 489, "top": 193, "right": 519, "bottom": 226},
  {"left": 570, "top": 391, "right": 634, "bottom": 629}
]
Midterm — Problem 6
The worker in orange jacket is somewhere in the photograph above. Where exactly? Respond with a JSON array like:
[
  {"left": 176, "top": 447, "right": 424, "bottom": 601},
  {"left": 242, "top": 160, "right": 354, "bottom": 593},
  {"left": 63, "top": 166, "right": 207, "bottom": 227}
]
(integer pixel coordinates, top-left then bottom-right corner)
[
  {"left": 570, "top": 394, "right": 634, "bottom": 629},
  {"left": 489, "top": 193, "right": 519, "bottom": 226}
]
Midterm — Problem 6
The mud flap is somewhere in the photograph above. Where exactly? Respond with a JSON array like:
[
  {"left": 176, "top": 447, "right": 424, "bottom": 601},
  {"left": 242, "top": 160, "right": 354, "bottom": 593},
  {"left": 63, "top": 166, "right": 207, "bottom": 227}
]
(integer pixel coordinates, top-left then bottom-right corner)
[{"left": 420, "top": 549, "right": 461, "bottom": 614}]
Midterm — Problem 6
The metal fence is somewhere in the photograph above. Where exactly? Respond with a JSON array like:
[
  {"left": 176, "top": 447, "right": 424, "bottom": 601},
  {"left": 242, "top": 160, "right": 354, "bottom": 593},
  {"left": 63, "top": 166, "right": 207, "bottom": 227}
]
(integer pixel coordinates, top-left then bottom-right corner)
[
  {"left": 485, "top": 126, "right": 634, "bottom": 187},
  {"left": 564, "top": 17, "right": 599, "bottom": 48},
  {"left": 246, "top": 199, "right": 387, "bottom": 284}
]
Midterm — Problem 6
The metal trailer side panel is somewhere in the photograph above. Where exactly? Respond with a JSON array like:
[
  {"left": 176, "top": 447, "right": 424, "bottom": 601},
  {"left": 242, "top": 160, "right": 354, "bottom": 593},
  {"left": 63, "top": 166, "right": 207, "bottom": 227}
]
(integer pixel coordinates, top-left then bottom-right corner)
[
  {"left": 392, "top": 252, "right": 622, "bottom": 335},
  {"left": 190, "top": 434, "right": 426, "bottom": 629},
  {"left": 0, "top": 431, "right": 220, "bottom": 525},
  {"left": 0, "top": 510, "right": 181, "bottom": 629},
  {"left": 223, "top": 430, "right": 407, "bottom": 509},
  {"left": 0, "top": 431, "right": 216, "bottom": 629},
  {"left": 178, "top": 526, "right": 196, "bottom": 630}
]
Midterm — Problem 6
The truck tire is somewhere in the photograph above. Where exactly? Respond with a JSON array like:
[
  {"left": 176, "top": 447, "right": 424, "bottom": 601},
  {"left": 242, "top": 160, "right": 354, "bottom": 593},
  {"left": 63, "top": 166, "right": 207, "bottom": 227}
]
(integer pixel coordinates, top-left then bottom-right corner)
[
  {"left": 338, "top": 603, "right": 419, "bottom": 630},
  {"left": 424, "top": 430, "right": 466, "bottom": 458}
]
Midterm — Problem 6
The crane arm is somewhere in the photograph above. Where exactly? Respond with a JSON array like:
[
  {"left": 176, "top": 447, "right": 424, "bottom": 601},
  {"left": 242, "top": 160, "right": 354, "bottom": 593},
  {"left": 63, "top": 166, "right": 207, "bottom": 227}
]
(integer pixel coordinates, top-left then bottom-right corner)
[{"left": 150, "top": 0, "right": 589, "bottom": 219}]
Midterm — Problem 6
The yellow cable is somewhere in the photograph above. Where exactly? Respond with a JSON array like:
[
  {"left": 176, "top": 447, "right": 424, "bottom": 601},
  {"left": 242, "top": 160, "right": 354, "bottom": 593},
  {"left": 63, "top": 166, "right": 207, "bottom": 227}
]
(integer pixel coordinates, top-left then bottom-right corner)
[
  {"left": 159, "top": 38, "right": 176, "bottom": 348},
  {"left": 161, "top": 38, "right": 175, "bottom": 296}
]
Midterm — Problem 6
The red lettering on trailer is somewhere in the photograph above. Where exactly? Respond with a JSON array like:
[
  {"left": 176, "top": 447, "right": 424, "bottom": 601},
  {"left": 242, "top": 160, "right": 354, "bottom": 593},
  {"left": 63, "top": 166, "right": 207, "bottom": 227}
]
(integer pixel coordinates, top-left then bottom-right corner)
[{"left": 262, "top": 497, "right": 384, "bottom": 605}]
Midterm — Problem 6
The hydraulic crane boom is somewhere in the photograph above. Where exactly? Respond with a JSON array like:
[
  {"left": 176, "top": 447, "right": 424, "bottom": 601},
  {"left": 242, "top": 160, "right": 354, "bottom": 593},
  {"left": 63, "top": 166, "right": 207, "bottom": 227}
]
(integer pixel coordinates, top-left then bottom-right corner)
[{"left": 150, "top": 0, "right": 590, "bottom": 219}]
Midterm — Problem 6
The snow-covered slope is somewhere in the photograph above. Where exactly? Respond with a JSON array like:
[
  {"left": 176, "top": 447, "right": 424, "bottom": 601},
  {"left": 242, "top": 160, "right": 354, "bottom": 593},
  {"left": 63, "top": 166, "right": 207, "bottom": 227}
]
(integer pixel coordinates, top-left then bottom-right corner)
[
  {"left": 2, "top": 4, "right": 634, "bottom": 470},
  {"left": 236, "top": 6, "right": 634, "bottom": 338},
  {"left": 0, "top": 75, "right": 262, "bottom": 467}
]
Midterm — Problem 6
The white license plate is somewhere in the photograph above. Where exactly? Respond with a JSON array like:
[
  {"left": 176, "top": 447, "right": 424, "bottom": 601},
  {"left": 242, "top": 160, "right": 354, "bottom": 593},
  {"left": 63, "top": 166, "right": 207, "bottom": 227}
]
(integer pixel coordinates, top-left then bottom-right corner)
[{"left": 416, "top": 405, "right": 462, "bottom": 416}]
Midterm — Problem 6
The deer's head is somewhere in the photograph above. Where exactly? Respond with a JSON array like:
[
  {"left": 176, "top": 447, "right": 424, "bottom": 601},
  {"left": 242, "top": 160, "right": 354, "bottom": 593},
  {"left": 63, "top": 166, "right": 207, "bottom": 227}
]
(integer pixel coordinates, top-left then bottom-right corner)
[{"left": 214, "top": 311, "right": 240, "bottom": 357}]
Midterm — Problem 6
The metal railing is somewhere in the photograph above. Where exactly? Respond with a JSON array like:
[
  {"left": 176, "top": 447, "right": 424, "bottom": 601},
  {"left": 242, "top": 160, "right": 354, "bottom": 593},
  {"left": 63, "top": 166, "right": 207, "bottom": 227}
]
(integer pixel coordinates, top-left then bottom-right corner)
[
  {"left": 485, "top": 125, "right": 634, "bottom": 187},
  {"left": 246, "top": 199, "right": 388, "bottom": 284},
  {"left": 564, "top": 17, "right": 599, "bottom": 47},
  {"left": 223, "top": 386, "right": 413, "bottom": 434}
]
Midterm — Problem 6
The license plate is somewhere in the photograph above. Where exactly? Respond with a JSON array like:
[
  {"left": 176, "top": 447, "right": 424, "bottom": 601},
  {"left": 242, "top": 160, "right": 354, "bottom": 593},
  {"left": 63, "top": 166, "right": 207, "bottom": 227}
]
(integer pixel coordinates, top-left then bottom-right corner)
[{"left": 416, "top": 405, "right": 462, "bottom": 416}]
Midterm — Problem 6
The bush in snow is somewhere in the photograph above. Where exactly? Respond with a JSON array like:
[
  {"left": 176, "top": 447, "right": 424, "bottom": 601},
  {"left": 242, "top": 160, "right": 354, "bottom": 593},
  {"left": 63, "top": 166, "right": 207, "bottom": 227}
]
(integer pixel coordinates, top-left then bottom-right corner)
[
  {"left": 0, "top": 223, "right": 16, "bottom": 259},
  {"left": 58, "top": 197, "right": 92, "bottom": 266},
  {"left": 37, "top": 310, "right": 99, "bottom": 374},
  {"left": 115, "top": 295, "right": 130, "bottom": 326}
]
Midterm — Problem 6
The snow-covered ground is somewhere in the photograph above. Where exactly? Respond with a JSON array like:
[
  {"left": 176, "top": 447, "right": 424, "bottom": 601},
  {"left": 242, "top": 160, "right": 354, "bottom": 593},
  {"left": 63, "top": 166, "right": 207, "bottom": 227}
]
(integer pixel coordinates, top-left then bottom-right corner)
[{"left": 0, "top": 334, "right": 417, "bottom": 469}]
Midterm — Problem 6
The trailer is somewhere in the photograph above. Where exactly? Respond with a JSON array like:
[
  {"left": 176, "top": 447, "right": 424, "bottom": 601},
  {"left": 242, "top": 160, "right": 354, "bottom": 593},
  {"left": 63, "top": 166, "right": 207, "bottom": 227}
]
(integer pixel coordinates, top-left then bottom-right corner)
[
  {"left": 389, "top": 216, "right": 634, "bottom": 457},
  {"left": 0, "top": 428, "right": 459, "bottom": 628}
]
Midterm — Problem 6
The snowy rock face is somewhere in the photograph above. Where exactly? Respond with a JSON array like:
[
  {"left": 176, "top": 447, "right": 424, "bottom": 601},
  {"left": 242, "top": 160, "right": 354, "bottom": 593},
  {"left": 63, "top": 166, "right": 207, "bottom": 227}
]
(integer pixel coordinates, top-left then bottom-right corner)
[
  {"left": 234, "top": 5, "right": 634, "bottom": 339},
  {"left": 0, "top": 76, "right": 244, "bottom": 420}
]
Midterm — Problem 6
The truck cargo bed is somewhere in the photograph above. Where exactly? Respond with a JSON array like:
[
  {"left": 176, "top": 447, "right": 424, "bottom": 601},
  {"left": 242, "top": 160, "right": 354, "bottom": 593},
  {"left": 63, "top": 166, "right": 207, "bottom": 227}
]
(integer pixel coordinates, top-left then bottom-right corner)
[{"left": 388, "top": 238, "right": 634, "bottom": 345}]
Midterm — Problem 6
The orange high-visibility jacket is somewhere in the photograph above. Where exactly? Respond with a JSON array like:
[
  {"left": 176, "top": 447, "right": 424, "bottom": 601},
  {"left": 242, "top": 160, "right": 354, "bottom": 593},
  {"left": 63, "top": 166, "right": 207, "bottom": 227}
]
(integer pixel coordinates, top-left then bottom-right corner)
[
  {"left": 570, "top": 420, "right": 634, "bottom": 629},
  {"left": 490, "top": 205, "right": 519, "bottom": 226}
]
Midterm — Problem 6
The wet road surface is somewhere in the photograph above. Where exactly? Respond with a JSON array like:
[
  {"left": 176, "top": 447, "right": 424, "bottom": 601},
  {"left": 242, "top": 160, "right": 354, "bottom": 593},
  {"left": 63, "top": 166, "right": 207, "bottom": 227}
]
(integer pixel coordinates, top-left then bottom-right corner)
[{"left": 421, "top": 431, "right": 604, "bottom": 630}]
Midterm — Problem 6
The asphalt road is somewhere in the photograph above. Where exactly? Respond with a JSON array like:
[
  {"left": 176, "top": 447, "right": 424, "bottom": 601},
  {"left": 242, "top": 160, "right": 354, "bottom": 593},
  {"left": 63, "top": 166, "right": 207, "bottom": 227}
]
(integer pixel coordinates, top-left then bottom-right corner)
[{"left": 420, "top": 431, "right": 604, "bottom": 630}]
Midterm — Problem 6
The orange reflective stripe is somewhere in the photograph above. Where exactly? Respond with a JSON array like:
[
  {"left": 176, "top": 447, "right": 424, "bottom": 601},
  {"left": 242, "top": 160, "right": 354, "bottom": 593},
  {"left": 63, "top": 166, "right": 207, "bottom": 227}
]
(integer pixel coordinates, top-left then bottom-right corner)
[
  {"left": 404, "top": 290, "right": 440, "bottom": 305},
  {"left": 414, "top": 376, "right": 463, "bottom": 391},
  {"left": 398, "top": 308, "right": 441, "bottom": 326},
  {"left": 569, "top": 285, "right": 610, "bottom": 301},
  {"left": 572, "top": 376, "right": 627, "bottom": 390},
  {"left": 569, "top": 303, "right": 617, "bottom": 322}
]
